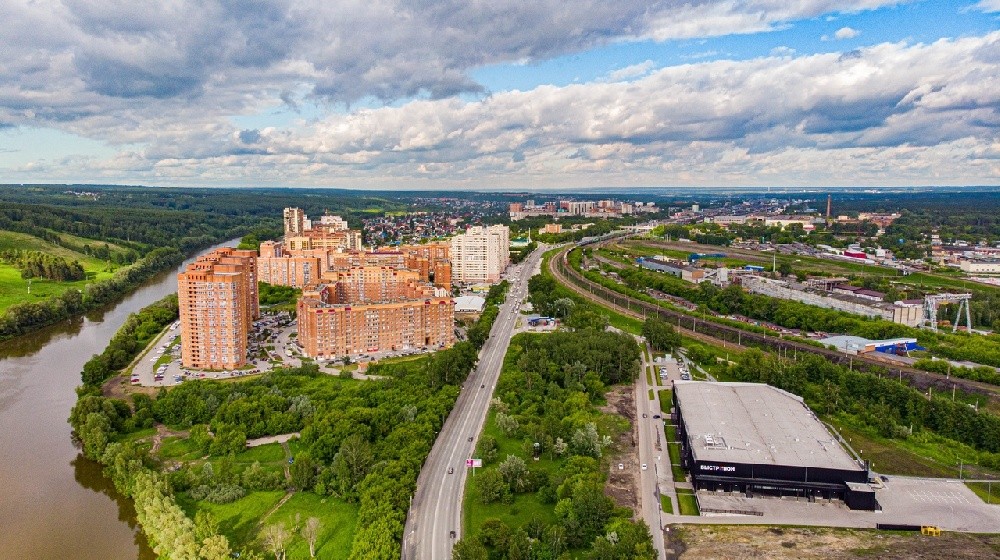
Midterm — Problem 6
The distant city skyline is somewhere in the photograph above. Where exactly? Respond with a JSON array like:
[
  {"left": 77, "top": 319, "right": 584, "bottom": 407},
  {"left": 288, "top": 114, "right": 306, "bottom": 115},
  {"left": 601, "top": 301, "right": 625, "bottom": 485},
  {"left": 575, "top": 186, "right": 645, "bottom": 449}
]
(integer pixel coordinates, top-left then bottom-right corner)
[{"left": 1, "top": 0, "right": 998, "bottom": 189}]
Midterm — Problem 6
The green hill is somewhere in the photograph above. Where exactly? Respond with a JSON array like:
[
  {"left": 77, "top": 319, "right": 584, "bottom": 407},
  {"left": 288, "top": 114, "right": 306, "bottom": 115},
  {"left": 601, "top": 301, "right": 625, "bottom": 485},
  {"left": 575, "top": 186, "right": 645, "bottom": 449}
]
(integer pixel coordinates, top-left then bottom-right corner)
[{"left": 0, "top": 230, "right": 123, "bottom": 314}]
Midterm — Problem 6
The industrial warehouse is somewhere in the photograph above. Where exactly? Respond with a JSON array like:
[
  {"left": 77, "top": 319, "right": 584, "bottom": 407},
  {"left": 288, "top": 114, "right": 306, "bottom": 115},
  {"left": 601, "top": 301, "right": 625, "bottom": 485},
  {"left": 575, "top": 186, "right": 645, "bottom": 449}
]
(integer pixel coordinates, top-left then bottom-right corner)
[{"left": 672, "top": 381, "right": 878, "bottom": 510}]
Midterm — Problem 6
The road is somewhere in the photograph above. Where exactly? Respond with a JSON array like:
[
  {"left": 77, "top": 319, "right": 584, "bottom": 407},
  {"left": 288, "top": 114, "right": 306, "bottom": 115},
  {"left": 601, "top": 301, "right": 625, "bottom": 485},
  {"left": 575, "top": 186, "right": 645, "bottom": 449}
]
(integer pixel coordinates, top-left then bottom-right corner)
[
  {"left": 402, "top": 245, "right": 545, "bottom": 560},
  {"left": 635, "top": 344, "right": 668, "bottom": 560}
]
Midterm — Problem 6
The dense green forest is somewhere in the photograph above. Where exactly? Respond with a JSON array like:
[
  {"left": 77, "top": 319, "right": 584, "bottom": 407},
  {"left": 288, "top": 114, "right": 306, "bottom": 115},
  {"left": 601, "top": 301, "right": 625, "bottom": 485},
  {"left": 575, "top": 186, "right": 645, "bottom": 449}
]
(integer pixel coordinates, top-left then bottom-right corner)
[{"left": 1, "top": 249, "right": 86, "bottom": 281}]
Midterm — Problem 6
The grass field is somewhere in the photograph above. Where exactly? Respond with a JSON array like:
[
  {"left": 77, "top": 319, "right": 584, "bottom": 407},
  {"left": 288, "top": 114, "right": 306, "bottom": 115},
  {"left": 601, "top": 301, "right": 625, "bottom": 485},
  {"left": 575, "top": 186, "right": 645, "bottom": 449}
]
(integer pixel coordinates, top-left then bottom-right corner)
[
  {"left": 676, "top": 488, "right": 700, "bottom": 516},
  {"left": 265, "top": 492, "right": 358, "bottom": 559},
  {"left": 179, "top": 490, "right": 286, "bottom": 549},
  {"left": 667, "top": 442, "right": 685, "bottom": 482},
  {"left": 658, "top": 390, "right": 673, "bottom": 415},
  {"left": 660, "top": 494, "right": 674, "bottom": 514},
  {"left": 0, "top": 230, "right": 121, "bottom": 314}
]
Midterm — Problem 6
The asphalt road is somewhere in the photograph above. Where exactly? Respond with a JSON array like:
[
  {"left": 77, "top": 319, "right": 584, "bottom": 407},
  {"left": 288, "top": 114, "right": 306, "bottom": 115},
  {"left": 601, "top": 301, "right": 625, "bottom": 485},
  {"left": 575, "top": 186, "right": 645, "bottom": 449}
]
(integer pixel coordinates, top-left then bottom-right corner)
[
  {"left": 636, "top": 345, "right": 668, "bottom": 560},
  {"left": 403, "top": 246, "right": 545, "bottom": 560}
]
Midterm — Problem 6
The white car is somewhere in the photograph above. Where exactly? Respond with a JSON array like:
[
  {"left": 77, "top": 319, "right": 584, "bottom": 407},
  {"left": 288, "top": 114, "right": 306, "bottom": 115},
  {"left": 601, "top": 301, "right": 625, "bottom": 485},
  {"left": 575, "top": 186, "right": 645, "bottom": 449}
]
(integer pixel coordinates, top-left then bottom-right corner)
[
  {"left": 641, "top": 463, "right": 647, "bottom": 471},
  {"left": 618, "top": 463, "right": 624, "bottom": 470}
]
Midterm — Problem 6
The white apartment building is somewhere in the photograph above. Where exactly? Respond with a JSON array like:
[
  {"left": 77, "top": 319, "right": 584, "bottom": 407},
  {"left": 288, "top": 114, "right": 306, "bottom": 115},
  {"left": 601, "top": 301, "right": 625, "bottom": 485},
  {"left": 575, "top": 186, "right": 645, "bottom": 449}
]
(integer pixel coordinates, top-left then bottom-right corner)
[{"left": 450, "top": 225, "right": 510, "bottom": 284}]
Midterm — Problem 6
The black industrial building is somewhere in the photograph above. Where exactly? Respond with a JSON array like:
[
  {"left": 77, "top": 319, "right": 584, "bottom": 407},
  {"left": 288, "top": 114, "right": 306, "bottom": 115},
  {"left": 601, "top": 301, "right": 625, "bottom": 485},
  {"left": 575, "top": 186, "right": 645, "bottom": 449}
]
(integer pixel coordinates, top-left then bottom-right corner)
[{"left": 672, "top": 381, "right": 878, "bottom": 510}]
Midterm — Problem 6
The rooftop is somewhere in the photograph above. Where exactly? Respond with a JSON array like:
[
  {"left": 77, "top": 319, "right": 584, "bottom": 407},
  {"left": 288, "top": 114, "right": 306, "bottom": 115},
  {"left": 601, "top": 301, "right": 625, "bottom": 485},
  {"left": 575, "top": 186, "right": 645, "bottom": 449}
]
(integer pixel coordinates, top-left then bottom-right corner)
[{"left": 674, "top": 381, "right": 861, "bottom": 472}]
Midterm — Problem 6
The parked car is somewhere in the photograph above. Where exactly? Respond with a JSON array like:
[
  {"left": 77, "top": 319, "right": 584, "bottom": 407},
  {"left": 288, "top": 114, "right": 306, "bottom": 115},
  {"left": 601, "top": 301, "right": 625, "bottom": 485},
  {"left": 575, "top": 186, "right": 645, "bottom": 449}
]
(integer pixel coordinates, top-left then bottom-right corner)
[{"left": 641, "top": 464, "right": 647, "bottom": 471}]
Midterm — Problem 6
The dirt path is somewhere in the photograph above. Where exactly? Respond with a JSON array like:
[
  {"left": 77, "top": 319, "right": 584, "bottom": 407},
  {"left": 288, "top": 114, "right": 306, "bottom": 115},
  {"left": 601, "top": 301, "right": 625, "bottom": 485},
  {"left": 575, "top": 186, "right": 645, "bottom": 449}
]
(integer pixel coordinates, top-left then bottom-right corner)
[
  {"left": 149, "top": 424, "right": 190, "bottom": 454},
  {"left": 258, "top": 442, "right": 296, "bottom": 526},
  {"left": 281, "top": 441, "right": 293, "bottom": 482},
  {"left": 259, "top": 491, "right": 294, "bottom": 526}
]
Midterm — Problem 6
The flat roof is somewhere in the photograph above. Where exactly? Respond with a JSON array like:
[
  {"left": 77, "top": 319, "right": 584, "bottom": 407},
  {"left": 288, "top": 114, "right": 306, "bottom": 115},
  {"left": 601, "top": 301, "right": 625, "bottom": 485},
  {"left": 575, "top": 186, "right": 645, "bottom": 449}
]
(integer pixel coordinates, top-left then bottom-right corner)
[
  {"left": 674, "top": 381, "right": 861, "bottom": 472},
  {"left": 819, "top": 335, "right": 918, "bottom": 351},
  {"left": 454, "top": 295, "right": 486, "bottom": 313}
]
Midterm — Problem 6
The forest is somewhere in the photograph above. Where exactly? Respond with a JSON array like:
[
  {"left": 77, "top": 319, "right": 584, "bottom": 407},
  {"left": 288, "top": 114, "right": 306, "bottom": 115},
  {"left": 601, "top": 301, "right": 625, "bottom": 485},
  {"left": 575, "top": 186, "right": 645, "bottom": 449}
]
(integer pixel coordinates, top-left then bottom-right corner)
[{"left": 1, "top": 249, "right": 86, "bottom": 281}]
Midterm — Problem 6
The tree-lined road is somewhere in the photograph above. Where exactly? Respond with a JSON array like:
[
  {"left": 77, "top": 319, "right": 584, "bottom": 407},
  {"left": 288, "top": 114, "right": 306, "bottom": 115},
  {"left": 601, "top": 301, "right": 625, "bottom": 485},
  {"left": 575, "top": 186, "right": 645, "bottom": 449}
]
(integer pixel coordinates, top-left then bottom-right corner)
[{"left": 403, "top": 246, "right": 544, "bottom": 559}]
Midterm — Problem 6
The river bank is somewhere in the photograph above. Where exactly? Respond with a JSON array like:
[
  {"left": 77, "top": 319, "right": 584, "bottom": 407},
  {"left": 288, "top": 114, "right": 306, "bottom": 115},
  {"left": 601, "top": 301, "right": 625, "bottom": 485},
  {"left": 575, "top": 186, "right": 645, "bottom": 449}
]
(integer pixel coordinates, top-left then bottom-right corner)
[{"left": 0, "top": 239, "right": 238, "bottom": 560}]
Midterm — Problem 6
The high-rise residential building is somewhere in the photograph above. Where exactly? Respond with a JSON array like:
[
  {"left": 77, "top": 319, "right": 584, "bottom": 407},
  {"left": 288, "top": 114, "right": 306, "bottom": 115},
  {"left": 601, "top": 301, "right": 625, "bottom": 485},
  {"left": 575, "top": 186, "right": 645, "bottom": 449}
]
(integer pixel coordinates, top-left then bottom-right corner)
[
  {"left": 315, "top": 214, "right": 349, "bottom": 231},
  {"left": 257, "top": 241, "right": 323, "bottom": 287},
  {"left": 285, "top": 229, "right": 362, "bottom": 251},
  {"left": 297, "top": 277, "right": 453, "bottom": 358},
  {"left": 450, "top": 225, "right": 510, "bottom": 284},
  {"left": 178, "top": 248, "right": 258, "bottom": 370},
  {"left": 283, "top": 207, "right": 306, "bottom": 236}
]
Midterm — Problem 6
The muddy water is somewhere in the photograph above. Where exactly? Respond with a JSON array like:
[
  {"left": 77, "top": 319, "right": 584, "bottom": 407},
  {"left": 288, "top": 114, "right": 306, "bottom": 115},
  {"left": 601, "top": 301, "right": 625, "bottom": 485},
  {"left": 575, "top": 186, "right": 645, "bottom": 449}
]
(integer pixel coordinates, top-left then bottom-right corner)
[{"left": 0, "top": 240, "right": 238, "bottom": 560}]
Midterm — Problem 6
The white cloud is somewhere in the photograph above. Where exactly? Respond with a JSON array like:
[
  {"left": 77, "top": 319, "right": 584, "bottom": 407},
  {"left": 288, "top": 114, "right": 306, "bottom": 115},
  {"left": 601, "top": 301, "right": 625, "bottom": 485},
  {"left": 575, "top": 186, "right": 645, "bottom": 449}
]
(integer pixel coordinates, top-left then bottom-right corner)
[
  {"left": 823, "top": 27, "right": 861, "bottom": 41},
  {"left": 835, "top": 27, "right": 861, "bottom": 39},
  {"left": 606, "top": 61, "right": 656, "bottom": 82},
  {"left": 0, "top": 1, "right": 996, "bottom": 188},
  {"left": 974, "top": 0, "right": 1000, "bottom": 13}
]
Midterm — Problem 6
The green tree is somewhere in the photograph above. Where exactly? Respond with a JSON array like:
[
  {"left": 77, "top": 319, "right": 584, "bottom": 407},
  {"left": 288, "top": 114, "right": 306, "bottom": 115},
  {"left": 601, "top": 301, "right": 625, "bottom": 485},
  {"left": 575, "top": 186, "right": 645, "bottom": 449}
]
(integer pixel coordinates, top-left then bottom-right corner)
[
  {"left": 80, "top": 412, "right": 112, "bottom": 460},
  {"left": 290, "top": 452, "right": 317, "bottom": 491},
  {"left": 476, "top": 469, "right": 509, "bottom": 504},
  {"left": 642, "top": 317, "right": 681, "bottom": 352},
  {"left": 452, "top": 537, "right": 488, "bottom": 560}
]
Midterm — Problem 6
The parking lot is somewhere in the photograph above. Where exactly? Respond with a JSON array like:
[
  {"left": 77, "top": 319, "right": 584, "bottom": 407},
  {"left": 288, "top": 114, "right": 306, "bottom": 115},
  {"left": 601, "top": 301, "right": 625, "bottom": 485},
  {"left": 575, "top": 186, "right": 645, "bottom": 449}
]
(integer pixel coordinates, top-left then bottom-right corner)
[
  {"left": 130, "top": 312, "right": 298, "bottom": 387},
  {"left": 690, "top": 476, "right": 1000, "bottom": 532}
]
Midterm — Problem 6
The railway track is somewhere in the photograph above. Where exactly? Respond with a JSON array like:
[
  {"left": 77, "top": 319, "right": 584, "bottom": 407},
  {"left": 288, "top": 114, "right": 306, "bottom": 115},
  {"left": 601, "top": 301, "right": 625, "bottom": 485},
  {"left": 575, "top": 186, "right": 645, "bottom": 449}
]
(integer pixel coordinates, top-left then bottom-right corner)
[{"left": 549, "top": 243, "right": 1000, "bottom": 404}]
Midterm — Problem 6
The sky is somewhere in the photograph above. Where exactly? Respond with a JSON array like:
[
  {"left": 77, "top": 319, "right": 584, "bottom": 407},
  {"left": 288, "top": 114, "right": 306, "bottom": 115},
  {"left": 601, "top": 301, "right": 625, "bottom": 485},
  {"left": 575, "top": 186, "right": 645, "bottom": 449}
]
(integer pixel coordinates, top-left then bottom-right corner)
[{"left": 0, "top": 0, "right": 998, "bottom": 190}]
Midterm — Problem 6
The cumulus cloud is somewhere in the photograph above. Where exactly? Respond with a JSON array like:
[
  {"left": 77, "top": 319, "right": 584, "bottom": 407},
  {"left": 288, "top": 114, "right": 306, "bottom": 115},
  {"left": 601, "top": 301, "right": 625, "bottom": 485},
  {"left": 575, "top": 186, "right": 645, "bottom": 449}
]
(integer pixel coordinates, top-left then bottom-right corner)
[
  {"left": 0, "top": 1, "right": 995, "bottom": 188},
  {"left": 823, "top": 27, "right": 860, "bottom": 41},
  {"left": 606, "top": 61, "right": 657, "bottom": 81},
  {"left": 835, "top": 26, "right": 861, "bottom": 39},
  {"left": 973, "top": 0, "right": 1000, "bottom": 13}
]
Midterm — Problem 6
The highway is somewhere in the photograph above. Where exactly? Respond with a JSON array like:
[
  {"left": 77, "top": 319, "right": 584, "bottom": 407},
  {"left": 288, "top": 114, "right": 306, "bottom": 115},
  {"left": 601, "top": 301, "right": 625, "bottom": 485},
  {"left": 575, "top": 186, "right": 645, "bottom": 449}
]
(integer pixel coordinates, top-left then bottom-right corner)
[{"left": 402, "top": 245, "right": 545, "bottom": 560}]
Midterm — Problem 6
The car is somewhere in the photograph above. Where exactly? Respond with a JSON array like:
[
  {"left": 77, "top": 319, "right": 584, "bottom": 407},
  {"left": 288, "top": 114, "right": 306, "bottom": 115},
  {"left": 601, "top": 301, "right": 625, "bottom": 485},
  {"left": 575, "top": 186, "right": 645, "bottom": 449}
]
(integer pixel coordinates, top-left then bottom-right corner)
[
  {"left": 448, "top": 467, "right": 454, "bottom": 474},
  {"left": 618, "top": 463, "right": 624, "bottom": 470},
  {"left": 653, "top": 414, "right": 661, "bottom": 419},
  {"left": 449, "top": 530, "right": 456, "bottom": 538},
  {"left": 641, "top": 463, "right": 647, "bottom": 470},
  {"left": 642, "top": 413, "right": 647, "bottom": 418},
  {"left": 468, "top": 436, "right": 474, "bottom": 442}
]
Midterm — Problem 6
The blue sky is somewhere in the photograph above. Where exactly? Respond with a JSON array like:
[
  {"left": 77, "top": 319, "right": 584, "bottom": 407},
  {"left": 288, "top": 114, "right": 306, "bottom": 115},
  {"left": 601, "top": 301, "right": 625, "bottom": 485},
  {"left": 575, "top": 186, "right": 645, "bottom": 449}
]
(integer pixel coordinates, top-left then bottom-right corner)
[{"left": 0, "top": 0, "right": 998, "bottom": 189}]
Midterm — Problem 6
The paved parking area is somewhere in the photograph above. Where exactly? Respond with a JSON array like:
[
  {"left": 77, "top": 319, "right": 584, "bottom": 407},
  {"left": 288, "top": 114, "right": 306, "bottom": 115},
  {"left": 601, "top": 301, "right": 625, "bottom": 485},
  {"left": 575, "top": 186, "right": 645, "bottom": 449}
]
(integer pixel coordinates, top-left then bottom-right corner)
[{"left": 688, "top": 476, "right": 1000, "bottom": 532}]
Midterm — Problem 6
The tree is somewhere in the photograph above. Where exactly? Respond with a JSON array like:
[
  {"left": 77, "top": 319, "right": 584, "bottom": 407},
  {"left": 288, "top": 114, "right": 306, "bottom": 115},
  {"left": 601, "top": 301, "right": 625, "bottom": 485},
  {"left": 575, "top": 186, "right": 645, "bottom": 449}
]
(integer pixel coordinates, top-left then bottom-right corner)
[
  {"left": 552, "top": 437, "right": 568, "bottom": 457},
  {"left": 571, "top": 423, "right": 602, "bottom": 458},
  {"left": 476, "top": 468, "right": 509, "bottom": 504},
  {"left": 290, "top": 452, "right": 317, "bottom": 491},
  {"left": 452, "top": 537, "right": 488, "bottom": 560},
  {"left": 301, "top": 517, "right": 321, "bottom": 558},
  {"left": 80, "top": 412, "right": 112, "bottom": 460},
  {"left": 498, "top": 454, "right": 529, "bottom": 492},
  {"left": 777, "top": 261, "right": 793, "bottom": 277},
  {"left": 199, "top": 535, "right": 233, "bottom": 560},
  {"left": 189, "top": 424, "right": 212, "bottom": 453},
  {"left": 495, "top": 412, "right": 519, "bottom": 437},
  {"left": 261, "top": 523, "right": 290, "bottom": 560},
  {"left": 642, "top": 317, "right": 681, "bottom": 352}
]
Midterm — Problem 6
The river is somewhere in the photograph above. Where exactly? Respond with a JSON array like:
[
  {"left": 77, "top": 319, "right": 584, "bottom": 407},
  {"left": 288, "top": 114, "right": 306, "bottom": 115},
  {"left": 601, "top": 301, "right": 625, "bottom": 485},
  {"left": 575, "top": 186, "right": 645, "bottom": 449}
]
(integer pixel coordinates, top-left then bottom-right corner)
[{"left": 0, "top": 239, "right": 239, "bottom": 560}]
